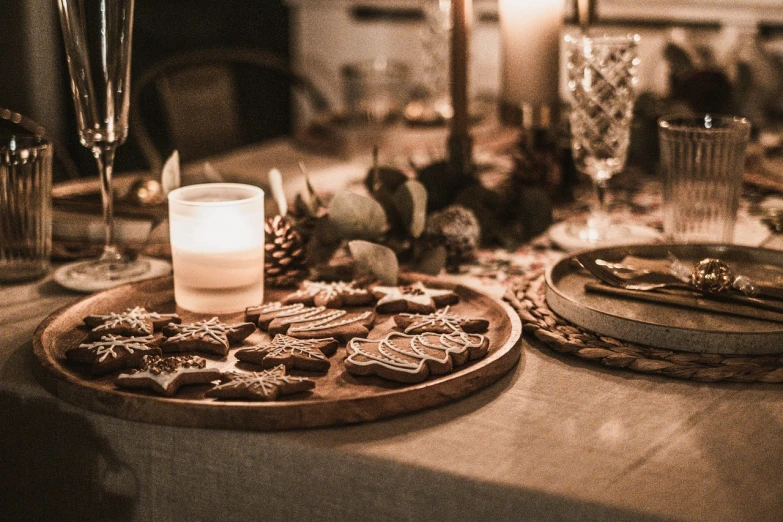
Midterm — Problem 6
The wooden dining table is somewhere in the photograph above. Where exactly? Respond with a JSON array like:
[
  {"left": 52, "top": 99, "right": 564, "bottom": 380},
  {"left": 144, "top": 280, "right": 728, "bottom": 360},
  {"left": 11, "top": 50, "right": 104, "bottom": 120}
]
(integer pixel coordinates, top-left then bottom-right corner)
[{"left": 3, "top": 136, "right": 783, "bottom": 522}]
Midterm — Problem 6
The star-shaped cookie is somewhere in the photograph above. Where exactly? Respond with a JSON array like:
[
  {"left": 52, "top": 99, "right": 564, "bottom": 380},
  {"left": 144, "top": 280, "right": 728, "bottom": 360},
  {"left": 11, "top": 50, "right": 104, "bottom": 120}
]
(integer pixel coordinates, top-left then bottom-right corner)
[
  {"left": 372, "top": 281, "right": 459, "bottom": 314},
  {"left": 116, "top": 355, "right": 222, "bottom": 396},
  {"left": 66, "top": 334, "right": 161, "bottom": 375},
  {"left": 235, "top": 334, "right": 338, "bottom": 371},
  {"left": 160, "top": 317, "right": 255, "bottom": 356},
  {"left": 206, "top": 365, "right": 315, "bottom": 401},
  {"left": 83, "top": 306, "right": 181, "bottom": 339},
  {"left": 394, "top": 306, "right": 489, "bottom": 335},
  {"left": 283, "top": 280, "right": 375, "bottom": 308}
]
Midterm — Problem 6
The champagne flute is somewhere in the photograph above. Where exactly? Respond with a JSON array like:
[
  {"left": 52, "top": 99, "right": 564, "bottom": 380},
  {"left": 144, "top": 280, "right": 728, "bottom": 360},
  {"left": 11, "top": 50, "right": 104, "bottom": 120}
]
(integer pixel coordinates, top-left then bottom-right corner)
[
  {"left": 565, "top": 32, "right": 640, "bottom": 243},
  {"left": 56, "top": 0, "right": 156, "bottom": 286}
]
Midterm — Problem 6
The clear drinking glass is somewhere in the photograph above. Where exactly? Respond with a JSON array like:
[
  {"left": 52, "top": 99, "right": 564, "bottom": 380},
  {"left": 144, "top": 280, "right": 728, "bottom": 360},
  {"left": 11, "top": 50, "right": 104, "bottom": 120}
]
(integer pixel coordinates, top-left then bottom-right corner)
[
  {"left": 659, "top": 115, "right": 751, "bottom": 243},
  {"left": 565, "top": 33, "right": 640, "bottom": 242},
  {"left": 56, "top": 0, "right": 152, "bottom": 284},
  {"left": 0, "top": 136, "right": 52, "bottom": 282}
]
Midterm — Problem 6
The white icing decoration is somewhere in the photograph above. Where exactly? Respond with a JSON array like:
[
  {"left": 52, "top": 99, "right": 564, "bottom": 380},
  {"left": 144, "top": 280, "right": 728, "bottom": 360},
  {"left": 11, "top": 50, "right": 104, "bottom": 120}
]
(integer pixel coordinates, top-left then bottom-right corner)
[
  {"left": 166, "top": 317, "right": 238, "bottom": 345},
  {"left": 247, "top": 302, "right": 303, "bottom": 316},
  {"left": 78, "top": 334, "right": 154, "bottom": 362},
  {"left": 92, "top": 307, "right": 178, "bottom": 334},
  {"left": 346, "top": 330, "right": 487, "bottom": 376},
  {"left": 295, "top": 281, "right": 365, "bottom": 301},
  {"left": 214, "top": 367, "right": 311, "bottom": 397},
  {"left": 250, "top": 335, "right": 330, "bottom": 361},
  {"left": 289, "top": 310, "right": 372, "bottom": 333},
  {"left": 400, "top": 306, "right": 464, "bottom": 334}
]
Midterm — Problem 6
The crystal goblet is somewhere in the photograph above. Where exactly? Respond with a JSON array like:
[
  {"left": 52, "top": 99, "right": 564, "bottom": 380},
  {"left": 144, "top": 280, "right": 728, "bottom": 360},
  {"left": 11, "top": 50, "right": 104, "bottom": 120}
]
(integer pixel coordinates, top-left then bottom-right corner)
[{"left": 565, "top": 33, "right": 641, "bottom": 243}]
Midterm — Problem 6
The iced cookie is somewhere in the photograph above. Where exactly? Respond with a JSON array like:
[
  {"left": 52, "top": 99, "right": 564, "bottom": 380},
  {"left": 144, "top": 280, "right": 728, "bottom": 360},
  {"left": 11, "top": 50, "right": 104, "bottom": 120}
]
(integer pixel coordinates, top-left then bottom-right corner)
[
  {"left": 235, "top": 334, "right": 338, "bottom": 372},
  {"left": 206, "top": 365, "right": 315, "bottom": 401},
  {"left": 116, "top": 355, "right": 222, "bottom": 396},
  {"left": 66, "top": 334, "right": 161, "bottom": 375},
  {"left": 269, "top": 307, "right": 375, "bottom": 343},
  {"left": 345, "top": 331, "right": 489, "bottom": 383},
  {"left": 247, "top": 301, "right": 374, "bottom": 343},
  {"left": 394, "top": 306, "right": 489, "bottom": 335},
  {"left": 83, "top": 306, "right": 181, "bottom": 339},
  {"left": 160, "top": 317, "right": 255, "bottom": 356},
  {"left": 282, "top": 280, "right": 375, "bottom": 308},
  {"left": 372, "top": 281, "right": 459, "bottom": 314},
  {"left": 245, "top": 302, "right": 308, "bottom": 329}
]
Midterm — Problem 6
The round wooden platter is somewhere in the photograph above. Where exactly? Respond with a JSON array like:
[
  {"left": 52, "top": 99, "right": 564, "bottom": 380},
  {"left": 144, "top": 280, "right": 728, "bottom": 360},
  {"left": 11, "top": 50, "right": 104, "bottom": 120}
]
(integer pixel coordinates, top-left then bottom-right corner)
[{"left": 32, "top": 275, "right": 522, "bottom": 431}]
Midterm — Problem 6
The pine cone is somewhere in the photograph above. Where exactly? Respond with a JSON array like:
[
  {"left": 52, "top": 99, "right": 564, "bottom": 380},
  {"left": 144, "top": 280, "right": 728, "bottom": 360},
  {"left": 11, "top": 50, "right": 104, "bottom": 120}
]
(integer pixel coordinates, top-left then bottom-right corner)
[
  {"left": 424, "top": 205, "right": 481, "bottom": 272},
  {"left": 264, "top": 215, "right": 308, "bottom": 288}
]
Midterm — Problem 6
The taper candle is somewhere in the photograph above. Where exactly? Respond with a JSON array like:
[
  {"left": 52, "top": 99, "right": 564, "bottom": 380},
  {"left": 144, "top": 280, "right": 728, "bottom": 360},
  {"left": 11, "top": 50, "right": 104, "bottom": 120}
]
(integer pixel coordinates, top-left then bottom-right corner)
[{"left": 499, "top": 0, "right": 564, "bottom": 110}]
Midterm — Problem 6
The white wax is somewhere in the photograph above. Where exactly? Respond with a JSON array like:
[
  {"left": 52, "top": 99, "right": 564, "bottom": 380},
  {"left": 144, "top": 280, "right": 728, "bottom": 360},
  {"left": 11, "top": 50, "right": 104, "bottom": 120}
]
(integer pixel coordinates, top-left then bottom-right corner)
[
  {"left": 171, "top": 246, "right": 264, "bottom": 314},
  {"left": 499, "top": 0, "right": 564, "bottom": 107}
]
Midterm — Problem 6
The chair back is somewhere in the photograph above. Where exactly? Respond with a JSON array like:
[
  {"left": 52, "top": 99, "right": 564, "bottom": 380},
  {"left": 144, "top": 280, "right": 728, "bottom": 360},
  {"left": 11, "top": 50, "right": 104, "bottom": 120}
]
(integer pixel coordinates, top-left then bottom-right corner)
[{"left": 130, "top": 47, "right": 330, "bottom": 173}]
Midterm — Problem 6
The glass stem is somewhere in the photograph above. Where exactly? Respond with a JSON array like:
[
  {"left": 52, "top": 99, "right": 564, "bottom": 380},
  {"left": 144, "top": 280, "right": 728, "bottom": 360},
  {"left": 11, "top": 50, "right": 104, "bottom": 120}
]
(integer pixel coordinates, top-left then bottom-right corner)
[
  {"left": 587, "top": 176, "right": 611, "bottom": 235},
  {"left": 94, "top": 143, "right": 123, "bottom": 265}
]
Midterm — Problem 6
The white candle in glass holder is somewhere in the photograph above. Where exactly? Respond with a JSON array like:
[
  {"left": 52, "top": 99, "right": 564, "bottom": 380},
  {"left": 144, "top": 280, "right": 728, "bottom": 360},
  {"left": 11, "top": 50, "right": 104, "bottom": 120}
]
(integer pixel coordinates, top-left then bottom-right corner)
[
  {"left": 499, "top": 0, "right": 564, "bottom": 109},
  {"left": 168, "top": 183, "right": 265, "bottom": 314}
]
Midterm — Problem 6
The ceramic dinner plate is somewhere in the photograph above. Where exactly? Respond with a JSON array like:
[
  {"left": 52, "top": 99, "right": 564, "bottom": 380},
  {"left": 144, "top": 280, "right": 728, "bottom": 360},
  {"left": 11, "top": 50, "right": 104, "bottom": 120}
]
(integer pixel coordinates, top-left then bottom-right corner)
[{"left": 545, "top": 243, "right": 783, "bottom": 354}]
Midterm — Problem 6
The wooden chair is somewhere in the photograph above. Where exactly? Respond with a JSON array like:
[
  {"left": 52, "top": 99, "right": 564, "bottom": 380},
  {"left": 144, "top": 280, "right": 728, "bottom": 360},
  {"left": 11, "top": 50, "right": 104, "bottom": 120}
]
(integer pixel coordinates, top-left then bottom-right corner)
[{"left": 129, "top": 47, "right": 330, "bottom": 173}]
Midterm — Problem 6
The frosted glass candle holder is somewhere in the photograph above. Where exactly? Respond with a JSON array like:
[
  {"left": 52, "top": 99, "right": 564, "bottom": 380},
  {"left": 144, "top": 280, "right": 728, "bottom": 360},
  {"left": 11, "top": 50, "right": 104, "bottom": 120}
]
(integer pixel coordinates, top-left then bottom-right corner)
[{"left": 168, "top": 183, "right": 264, "bottom": 314}]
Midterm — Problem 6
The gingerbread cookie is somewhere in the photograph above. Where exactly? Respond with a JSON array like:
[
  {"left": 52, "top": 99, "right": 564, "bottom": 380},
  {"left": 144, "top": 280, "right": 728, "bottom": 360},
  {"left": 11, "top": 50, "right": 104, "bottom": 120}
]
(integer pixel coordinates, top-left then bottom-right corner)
[
  {"left": 269, "top": 307, "right": 375, "bottom": 343},
  {"left": 247, "top": 301, "right": 374, "bottom": 342},
  {"left": 235, "top": 334, "right": 338, "bottom": 372},
  {"left": 83, "top": 306, "right": 181, "bottom": 339},
  {"left": 160, "top": 317, "right": 255, "bottom": 356},
  {"left": 245, "top": 302, "right": 308, "bottom": 329},
  {"left": 282, "top": 280, "right": 375, "bottom": 308},
  {"left": 116, "top": 355, "right": 222, "bottom": 396},
  {"left": 206, "top": 365, "right": 315, "bottom": 401},
  {"left": 372, "top": 281, "right": 459, "bottom": 314},
  {"left": 345, "top": 331, "right": 489, "bottom": 383},
  {"left": 394, "top": 306, "right": 489, "bottom": 335},
  {"left": 66, "top": 334, "right": 161, "bottom": 375}
]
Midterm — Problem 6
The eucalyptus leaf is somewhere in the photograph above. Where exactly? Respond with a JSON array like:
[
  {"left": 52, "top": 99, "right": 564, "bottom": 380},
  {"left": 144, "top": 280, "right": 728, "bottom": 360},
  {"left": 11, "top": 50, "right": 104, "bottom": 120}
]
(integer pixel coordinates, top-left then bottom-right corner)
[
  {"left": 414, "top": 245, "right": 447, "bottom": 275},
  {"left": 393, "top": 180, "right": 427, "bottom": 238},
  {"left": 328, "top": 191, "right": 387, "bottom": 240},
  {"left": 348, "top": 240, "right": 398, "bottom": 285}
]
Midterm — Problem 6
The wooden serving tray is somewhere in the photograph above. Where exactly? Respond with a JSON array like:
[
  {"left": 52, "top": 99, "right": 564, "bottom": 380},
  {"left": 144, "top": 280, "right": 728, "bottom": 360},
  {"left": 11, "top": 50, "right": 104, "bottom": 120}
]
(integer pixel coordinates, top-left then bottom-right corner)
[{"left": 32, "top": 276, "right": 522, "bottom": 430}]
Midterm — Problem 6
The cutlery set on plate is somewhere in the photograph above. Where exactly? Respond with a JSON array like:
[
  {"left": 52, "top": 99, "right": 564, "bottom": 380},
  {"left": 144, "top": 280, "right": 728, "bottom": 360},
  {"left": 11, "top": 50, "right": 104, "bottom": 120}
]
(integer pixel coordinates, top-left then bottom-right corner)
[{"left": 575, "top": 253, "right": 783, "bottom": 322}]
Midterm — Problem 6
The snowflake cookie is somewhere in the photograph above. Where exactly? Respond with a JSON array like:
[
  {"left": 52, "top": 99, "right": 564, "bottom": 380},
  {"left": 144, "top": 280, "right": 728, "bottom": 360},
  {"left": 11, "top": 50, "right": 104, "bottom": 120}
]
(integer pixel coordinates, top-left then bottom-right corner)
[
  {"left": 206, "top": 365, "right": 315, "bottom": 401},
  {"left": 83, "top": 306, "right": 181, "bottom": 339},
  {"left": 66, "top": 334, "right": 161, "bottom": 375},
  {"left": 160, "top": 317, "right": 256, "bottom": 356},
  {"left": 394, "top": 306, "right": 489, "bottom": 335},
  {"left": 235, "top": 334, "right": 338, "bottom": 372}
]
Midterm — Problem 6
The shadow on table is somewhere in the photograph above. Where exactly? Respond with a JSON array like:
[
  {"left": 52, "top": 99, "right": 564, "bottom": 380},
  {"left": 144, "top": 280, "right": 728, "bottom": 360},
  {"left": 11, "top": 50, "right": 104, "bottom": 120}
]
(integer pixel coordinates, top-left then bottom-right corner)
[{"left": 0, "top": 389, "right": 138, "bottom": 521}]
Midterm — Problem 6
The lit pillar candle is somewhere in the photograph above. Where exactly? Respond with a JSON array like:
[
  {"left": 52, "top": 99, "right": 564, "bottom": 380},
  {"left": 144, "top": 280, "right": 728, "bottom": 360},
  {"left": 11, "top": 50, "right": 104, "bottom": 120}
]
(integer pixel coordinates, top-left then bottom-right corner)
[
  {"left": 499, "top": 0, "right": 564, "bottom": 113},
  {"left": 168, "top": 183, "right": 265, "bottom": 314}
]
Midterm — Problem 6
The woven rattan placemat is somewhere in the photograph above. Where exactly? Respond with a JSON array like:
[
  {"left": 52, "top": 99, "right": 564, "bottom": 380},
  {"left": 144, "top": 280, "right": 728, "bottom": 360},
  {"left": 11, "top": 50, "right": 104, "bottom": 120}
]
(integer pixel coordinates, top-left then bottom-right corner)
[{"left": 503, "top": 269, "right": 783, "bottom": 383}]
